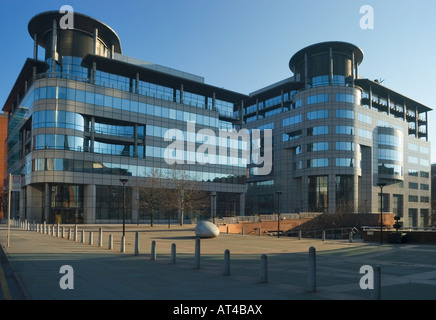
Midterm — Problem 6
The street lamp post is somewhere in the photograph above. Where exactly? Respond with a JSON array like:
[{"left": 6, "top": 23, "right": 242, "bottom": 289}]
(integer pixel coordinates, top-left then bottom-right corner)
[
  {"left": 211, "top": 192, "right": 216, "bottom": 224},
  {"left": 120, "top": 178, "right": 128, "bottom": 237},
  {"left": 377, "top": 183, "right": 386, "bottom": 245},
  {"left": 276, "top": 191, "right": 282, "bottom": 238}
]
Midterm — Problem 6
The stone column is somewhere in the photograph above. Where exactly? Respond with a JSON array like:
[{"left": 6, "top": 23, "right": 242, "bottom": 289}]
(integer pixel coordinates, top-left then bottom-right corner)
[
  {"left": 33, "top": 33, "right": 38, "bottom": 60},
  {"left": 239, "top": 192, "right": 245, "bottom": 217},
  {"left": 51, "top": 19, "right": 57, "bottom": 73},
  {"left": 44, "top": 183, "right": 50, "bottom": 223},
  {"left": 84, "top": 185, "right": 96, "bottom": 224},
  {"left": 329, "top": 47, "right": 333, "bottom": 85}
]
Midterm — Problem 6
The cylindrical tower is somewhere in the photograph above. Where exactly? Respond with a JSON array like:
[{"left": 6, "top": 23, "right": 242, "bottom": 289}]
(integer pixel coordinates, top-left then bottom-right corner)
[
  {"left": 28, "top": 10, "right": 122, "bottom": 62},
  {"left": 289, "top": 41, "right": 364, "bottom": 88}
]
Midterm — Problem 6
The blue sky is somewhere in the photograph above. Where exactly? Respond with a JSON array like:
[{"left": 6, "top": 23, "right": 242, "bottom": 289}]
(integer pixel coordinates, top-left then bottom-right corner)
[{"left": 1, "top": 0, "right": 436, "bottom": 160}]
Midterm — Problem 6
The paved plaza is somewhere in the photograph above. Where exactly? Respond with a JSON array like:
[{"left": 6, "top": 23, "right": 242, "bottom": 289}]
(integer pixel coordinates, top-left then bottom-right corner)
[{"left": 1, "top": 222, "right": 436, "bottom": 301}]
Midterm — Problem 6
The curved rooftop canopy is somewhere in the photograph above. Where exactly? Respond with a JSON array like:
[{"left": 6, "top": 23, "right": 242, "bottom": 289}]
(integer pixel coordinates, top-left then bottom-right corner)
[
  {"left": 289, "top": 41, "right": 364, "bottom": 73},
  {"left": 28, "top": 10, "right": 122, "bottom": 54}
]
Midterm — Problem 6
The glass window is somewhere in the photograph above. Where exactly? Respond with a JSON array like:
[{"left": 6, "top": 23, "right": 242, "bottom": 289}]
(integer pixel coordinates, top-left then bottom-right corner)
[
  {"left": 307, "top": 110, "right": 328, "bottom": 120},
  {"left": 335, "top": 94, "right": 355, "bottom": 103},
  {"left": 307, "top": 126, "right": 328, "bottom": 136},
  {"left": 336, "top": 158, "right": 356, "bottom": 167},
  {"left": 308, "top": 175, "right": 328, "bottom": 212},
  {"left": 409, "top": 182, "right": 418, "bottom": 189},
  {"left": 336, "top": 126, "right": 354, "bottom": 135},
  {"left": 408, "top": 195, "right": 418, "bottom": 202},
  {"left": 378, "top": 149, "right": 403, "bottom": 161},
  {"left": 307, "top": 94, "right": 329, "bottom": 105},
  {"left": 358, "top": 113, "right": 372, "bottom": 124},
  {"left": 283, "top": 115, "right": 302, "bottom": 127},
  {"left": 283, "top": 130, "right": 302, "bottom": 141},
  {"left": 336, "top": 109, "right": 354, "bottom": 119},
  {"left": 379, "top": 163, "right": 402, "bottom": 176},
  {"left": 307, "top": 142, "right": 328, "bottom": 152},
  {"left": 358, "top": 128, "right": 372, "bottom": 139},
  {"left": 336, "top": 142, "right": 355, "bottom": 151},
  {"left": 307, "top": 158, "right": 329, "bottom": 168}
]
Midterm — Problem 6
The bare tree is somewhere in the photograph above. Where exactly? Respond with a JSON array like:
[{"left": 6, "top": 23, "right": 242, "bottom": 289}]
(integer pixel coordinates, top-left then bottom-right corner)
[
  {"left": 168, "top": 166, "right": 210, "bottom": 226},
  {"left": 137, "top": 168, "right": 165, "bottom": 226}
]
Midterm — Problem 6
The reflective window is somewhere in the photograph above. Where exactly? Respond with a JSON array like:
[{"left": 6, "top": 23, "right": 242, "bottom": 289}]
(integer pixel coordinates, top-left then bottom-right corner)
[
  {"left": 358, "top": 128, "right": 372, "bottom": 139},
  {"left": 408, "top": 169, "right": 418, "bottom": 176},
  {"left": 312, "top": 75, "right": 329, "bottom": 87},
  {"left": 336, "top": 126, "right": 354, "bottom": 135},
  {"left": 378, "top": 134, "right": 402, "bottom": 147},
  {"left": 33, "top": 134, "right": 84, "bottom": 151},
  {"left": 307, "top": 158, "right": 329, "bottom": 168},
  {"left": 336, "top": 142, "right": 355, "bottom": 151},
  {"left": 308, "top": 175, "right": 328, "bottom": 212},
  {"left": 378, "top": 149, "right": 403, "bottom": 161},
  {"left": 283, "top": 115, "right": 302, "bottom": 127},
  {"left": 33, "top": 110, "right": 84, "bottom": 131},
  {"left": 379, "top": 163, "right": 402, "bottom": 176},
  {"left": 283, "top": 130, "right": 302, "bottom": 141},
  {"left": 336, "top": 158, "right": 357, "bottom": 167},
  {"left": 30, "top": 158, "right": 244, "bottom": 183},
  {"left": 307, "top": 126, "right": 328, "bottom": 136},
  {"left": 307, "top": 142, "right": 329, "bottom": 152},
  {"left": 307, "top": 110, "right": 328, "bottom": 120},
  {"left": 336, "top": 109, "right": 354, "bottom": 119},
  {"left": 358, "top": 113, "right": 372, "bottom": 124},
  {"left": 335, "top": 94, "right": 355, "bottom": 103},
  {"left": 307, "top": 94, "right": 329, "bottom": 105},
  {"left": 408, "top": 156, "right": 418, "bottom": 164},
  {"left": 31, "top": 86, "right": 219, "bottom": 128},
  {"left": 420, "top": 146, "right": 429, "bottom": 154}
]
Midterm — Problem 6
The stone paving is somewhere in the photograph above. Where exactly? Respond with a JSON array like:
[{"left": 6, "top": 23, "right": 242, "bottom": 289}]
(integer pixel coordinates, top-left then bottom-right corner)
[{"left": 1, "top": 222, "right": 436, "bottom": 301}]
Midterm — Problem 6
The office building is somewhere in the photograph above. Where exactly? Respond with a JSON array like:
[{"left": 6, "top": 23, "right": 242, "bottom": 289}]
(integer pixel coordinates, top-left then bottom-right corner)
[
  {"left": 3, "top": 11, "right": 432, "bottom": 227},
  {"left": 242, "top": 42, "right": 432, "bottom": 228},
  {"left": 3, "top": 11, "right": 247, "bottom": 223}
]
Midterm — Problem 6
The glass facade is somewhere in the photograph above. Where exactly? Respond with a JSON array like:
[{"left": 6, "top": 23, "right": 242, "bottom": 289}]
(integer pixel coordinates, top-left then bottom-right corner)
[
  {"left": 308, "top": 176, "right": 328, "bottom": 212},
  {"left": 5, "top": 18, "right": 431, "bottom": 228}
]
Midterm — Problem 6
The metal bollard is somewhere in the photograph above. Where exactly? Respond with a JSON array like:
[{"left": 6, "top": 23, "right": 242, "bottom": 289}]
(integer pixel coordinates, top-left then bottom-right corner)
[
  {"left": 258, "top": 227, "right": 262, "bottom": 237},
  {"left": 171, "top": 243, "right": 176, "bottom": 264},
  {"left": 121, "top": 236, "right": 125, "bottom": 252},
  {"left": 151, "top": 240, "right": 156, "bottom": 260},
  {"left": 108, "top": 234, "right": 113, "bottom": 250},
  {"left": 134, "top": 232, "right": 139, "bottom": 256},
  {"left": 98, "top": 228, "right": 103, "bottom": 247},
  {"left": 260, "top": 254, "right": 268, "bottom": 283},
  {"left": 241, "top": 226, "right": 244, "bottom": 235},
  {"left": 298, "top": 230, "right": 302, "bottom": 240},
  {"left": 307, "top": 246, "right": 316, "bottom": 293},
  {"left": 223, "top": 249, "right": 230, "bottom": 276},
  {"left": 322, "top": 230, "right": 326, "bottom": 241},
  {"left": 194, "top": 237, "right": 200, "bottom": 269},
  {"left": 372, "top": 265, "right": 381, "bottom": 300}
]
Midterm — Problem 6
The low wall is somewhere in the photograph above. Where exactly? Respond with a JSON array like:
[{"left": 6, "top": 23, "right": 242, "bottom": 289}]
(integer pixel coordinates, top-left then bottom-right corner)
[
  {"left": 363, "top": 229, "right": 436, "bottom": 244},
  {"left": 218, "top": 219, "right": 312, "bottom": 236}
]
